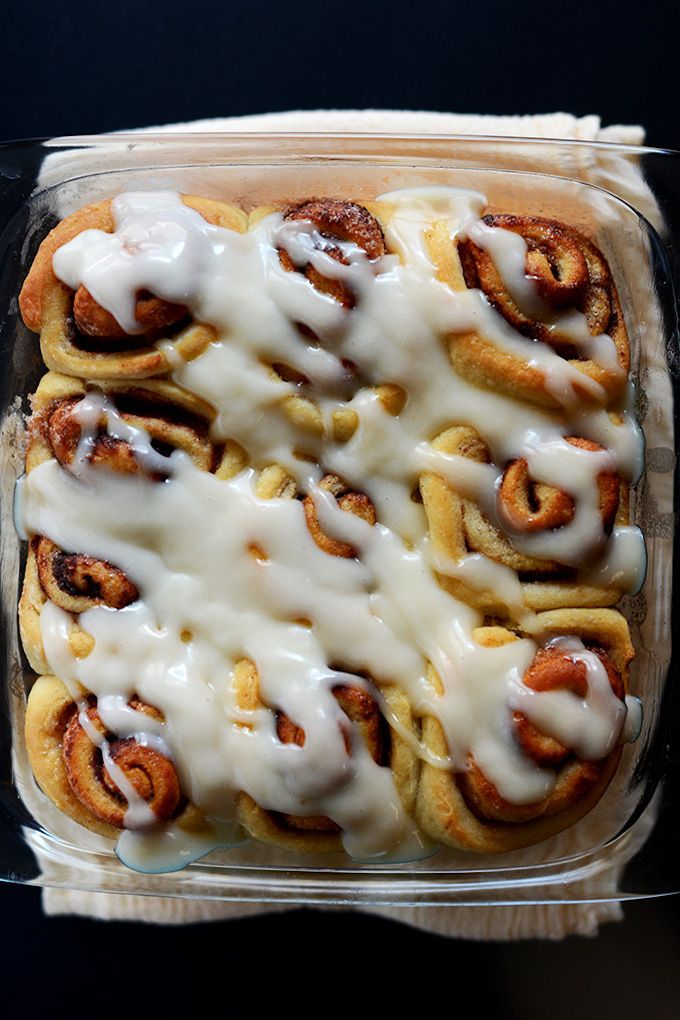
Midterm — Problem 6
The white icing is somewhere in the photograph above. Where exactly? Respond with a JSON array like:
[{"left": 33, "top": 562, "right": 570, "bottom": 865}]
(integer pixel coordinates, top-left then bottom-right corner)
[
  {"left": 116, "top": 819, "right": 246, "bottom": 874},
  {"left": 622, "top": 695, "right": 643, "bottom": 743},
  {"left": 18, "top": 187, "right": 646, "bottom": 867},
  {"left": 466, "top": 219, "right": 552, "bottom": 320},
  {"left": 429, "top": 548, "right": 531, "bottom": 626},
  {"left": 580, "top": 526, "right": 647, "bottom": 594}
]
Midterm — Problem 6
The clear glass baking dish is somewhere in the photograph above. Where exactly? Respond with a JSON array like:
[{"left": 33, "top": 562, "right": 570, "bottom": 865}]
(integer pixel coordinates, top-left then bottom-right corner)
[{"left": 0, "top": 133, "right": 678, "bottom": 906}]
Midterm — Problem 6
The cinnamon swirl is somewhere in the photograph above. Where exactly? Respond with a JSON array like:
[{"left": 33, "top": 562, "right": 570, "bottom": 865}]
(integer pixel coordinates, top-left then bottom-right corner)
[
  {"left": 235, "top": 658, "right": 418, "bottom": 853},
  {"left": 279, "top": 198, "right": 385, "bottom": 307},
  {"left": 24, "top": 675, "right": 202, "bottom": 839}
]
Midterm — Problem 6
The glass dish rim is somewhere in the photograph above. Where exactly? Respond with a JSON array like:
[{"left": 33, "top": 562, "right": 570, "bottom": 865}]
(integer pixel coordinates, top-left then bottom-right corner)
[
  {"left": 7, "top": 130, "right": 680, "bottom": 151},
  {"left": 0, "top": 132, "right": 677, "bottom": 167}
]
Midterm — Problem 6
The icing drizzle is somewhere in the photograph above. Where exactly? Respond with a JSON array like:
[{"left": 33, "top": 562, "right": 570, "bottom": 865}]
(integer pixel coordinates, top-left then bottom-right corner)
[{"left": 17, "top": 188, "right": 645, "bottom": 869}]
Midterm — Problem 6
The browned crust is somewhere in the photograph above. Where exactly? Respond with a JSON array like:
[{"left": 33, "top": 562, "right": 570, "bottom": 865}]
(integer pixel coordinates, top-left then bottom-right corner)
[
  {"left": 278, "top": 198, "right": 386, "bottom": 310},
  {"left": 62, "top": 700, "right": 182, "bottom": 828},
  {"left": 20, "top": 201, "right": 115, "bottom": 333},
  {"left": 25, "top": 676, "right": 204, "bottom": 838},
  {"left": 25, "top": 675, "right": 117, "bottom": 838},
  {"left": 283, "top": 198, "right": 386, "bottom": 260},
  {"left": 45, "top": 392, "right": 215, "bottom": 476},
  {"left": 498, "top": 436, "right": 619, "bottom": 535},
  {"left": 72, "top": 287, "right": 187, "bottom": 339},
  {"left": 513, "top": 645, "right": 623, "bottom": 765},
  {"left": 35, "top": 537, "right": 138, "bottom": 614}
]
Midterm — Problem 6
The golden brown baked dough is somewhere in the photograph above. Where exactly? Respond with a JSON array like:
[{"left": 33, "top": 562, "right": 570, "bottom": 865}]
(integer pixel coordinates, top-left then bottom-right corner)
[
  {"left": 278, "top": 198, "right": 387, "bottom": 310},
  {"left": 303, "top": 473, "right": 377, "bottom": 559},
  {"left": 235, "top": 657, "right": 419, "bottom": 853},
  {"left": 235, "top": 461, "right": 417, "bottom": 852},
  {"left": 416, "top": 608, "right": 635, "bottom": 852},
  {"left": 24, "top": 675, "right": 206, "bottom": 838},
  {"left": 19, "top": 196, "right": 247, "bottom": 379}
]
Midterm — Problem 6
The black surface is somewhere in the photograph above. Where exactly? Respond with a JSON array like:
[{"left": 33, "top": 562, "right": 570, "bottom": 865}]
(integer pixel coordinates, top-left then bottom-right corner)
[
  {"left": 1, "top": 0, "right": 679, "bottom": 1011},
  {"left": 0, "top": 0, "right": 678, "bottom": 148},
  {"left": 0, "top": 882, "right": 679, "bottom": 1018}
]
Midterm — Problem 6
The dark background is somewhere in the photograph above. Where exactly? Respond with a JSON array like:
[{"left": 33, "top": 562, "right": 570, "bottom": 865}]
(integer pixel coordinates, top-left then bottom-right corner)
[
  {"left": 1, "top": 1, "right": 679, "bottom": 1015},
  {"left": 0, "top": 0, "right": 678, "bottom": 148}
]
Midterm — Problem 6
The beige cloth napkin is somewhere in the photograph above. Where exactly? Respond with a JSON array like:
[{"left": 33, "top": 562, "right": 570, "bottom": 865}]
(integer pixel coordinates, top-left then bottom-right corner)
[
  {"left": 41, "top": 108, "right": 652, "bottom": 937},
  {"left": 130, "top": 108, "right": 645, "bottom": 144}
]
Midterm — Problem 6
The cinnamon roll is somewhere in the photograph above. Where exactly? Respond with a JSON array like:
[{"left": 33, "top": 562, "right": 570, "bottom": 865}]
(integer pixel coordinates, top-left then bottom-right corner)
[
  {"left": 420, "top": 424, "right": 630, "bottom": 613},
  {"left": 256, "top": 464, "right": 378, "bottom": 558},
  {"left": 235, "top": 657, "right": 418, "bottom": 853},
  {"left": 19, "top": 195, "right": 247, "bottom": 379},
  {"left": 34, "top": 537, "right": 139, "bottom": 615},
  {"left": 20, "top": 538, "right": 140, "bottom": 677},
  {"left": 498, "top": 437, "right": 619, "bottom": 535},
  {"left": 427, "top": 214, "right": 630, "bottom": 408},
  {"left": 24, "top": 675, "right": 198, "bottom": 838},
  {"left": 416, "top": 608, "right": 635, "bottom": 852},
  {"left": 233, "top": 463, "right": 415, "bottom": 851},
  {"left": 25, "top": 371, "right": 220, "bottom": 474}
]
